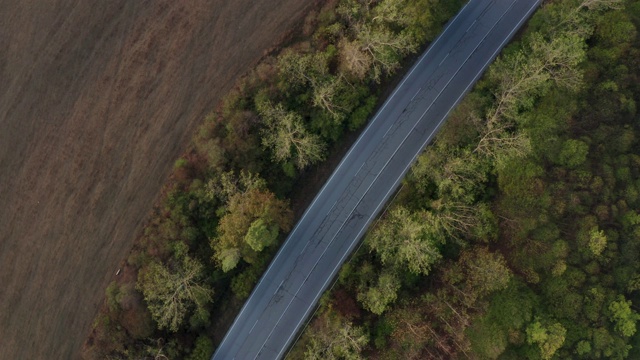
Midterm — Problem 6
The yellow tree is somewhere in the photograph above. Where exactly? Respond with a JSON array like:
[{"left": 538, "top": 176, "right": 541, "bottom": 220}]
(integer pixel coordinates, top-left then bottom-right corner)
[
  {"left": 304, "top": 311, "right": 369, "bottom": 360},
  {"left": 337, "top": 0, "right": 418, "bottom": 82},
  {"left": 211, "top": 172, "right": 293, "bottom": 271},
  {"left": 526, "top": 319, "right": 567, "bottom": 360}
]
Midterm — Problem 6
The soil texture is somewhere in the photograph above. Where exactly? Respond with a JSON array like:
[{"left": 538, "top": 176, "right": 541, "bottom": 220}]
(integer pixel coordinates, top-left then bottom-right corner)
[{"left": 0, "top": 1, "right": 312, "bottom": 358}]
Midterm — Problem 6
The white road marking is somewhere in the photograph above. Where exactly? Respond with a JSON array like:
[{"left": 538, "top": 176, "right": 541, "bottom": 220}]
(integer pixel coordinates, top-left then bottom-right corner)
[
  {"left": 279, "top": 1, "right": 541, "bottom": 358},
  {"left": 248, "top": 319, "right": 259, "bottom": 335},
  {"left": 273, "top": 280, "right": 284, "bottom": 295},
  {"left": 438, "top": 53, "right": 450, "bottom": 66},
  {"left": 410, "top": 88, "right": 422, "bottom": 102},
  {"left": 226, "top": 0, "right": 463, "bottom": 334},
  {"left": 215, "top": 0, "right": 540, "bottom": 358},
  {"left": 466, "top": 19, "right": 477, "bottom": 32}
]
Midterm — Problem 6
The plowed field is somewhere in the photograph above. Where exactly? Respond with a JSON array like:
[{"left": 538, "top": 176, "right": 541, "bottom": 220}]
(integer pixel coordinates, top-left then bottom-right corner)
[{"left": 0, "top": 1, "right": 312, "bottom": 358}]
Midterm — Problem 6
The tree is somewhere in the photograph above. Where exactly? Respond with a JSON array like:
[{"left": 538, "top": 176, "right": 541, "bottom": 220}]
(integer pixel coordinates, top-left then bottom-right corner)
[
  {"left": 217, "top": 248, "right": 241, "bottom": 273},
  {"left": 445, "top": 247, "right": 512, "bottom": 305},
  {"left": 370, "top": 0, "right": 412, "bottom": 26},
  {"left": 278, "top": 50, "right": 351, "bottom": 123},
  {"left": 430, "top": 201, "right": 497, "bottom": 242},
  {"left": 338, "top": 39, "right": 373, "bottom": 80},
  {"left": 312, "top": 75, "right": 350, "bottom": 121},
  {"left": 556, "top": 139, "right": 589, "bottom": 168},
  {"left": 591, "top": 326, "right": 631, "bottom": 358},
  {"left": 336, "top": 0, "right": 419, "bottom": 80},
  {"left": 257, "top": 100, "right": 325, "bottom": 169},
  {"left": 532, "top": 0, "right": 623, "bottom": 39},
  {"left": 526, "top": 319, "right": 567, "bottom": 360},
  {"left": 576, "top": 340, "right": 592, "bottom": 356},
  {"left": 352, "top": 23, "right": 417, "bottom": 82},
  {"left": 334, "top": 0, "right": 419, "bottom": 82},
  {"left": 357, "top": 270, "right": 400, "bottom": 315},
  {"left": 212, "top": 173, "right": 293, "bottom": 271},
  {"left": 413, "top": 148, "right": 491, "bottom": 205},
  {"left": 476, "top": 31, "right": 586, "bottom": 160},
  {"left": 466, "top": 317, "right": 508, "bottom": 359},
  {"left": 278, "top": 50, "right": 330, "bottom": 88},
  {"left": 366, "top": 206, "right": 443, "bottom": 275},
  {"left": 608, "top": 295, "right": 639, "bottom": 337},
  {"left": 231, "top": 264, "right": 262, "bottom": 300},
  {"left": 386, "top": 303, "right": 442, "bottom": 359},
  {"left": 137, "top": 256, "right": 213, "bottom": 332},
  {"left": 244, "top": 218, "right": 279, "bottom": 252},
  {"left": 588, "top": 227, "right": 608, "bottom": 257},
  {"left": 304, "top": 312, "right": 368, "bottom": 360},
  {"left": 458, "top": 247, "right": 512, "bottom": 296},
  {"left": 591, "top": 10, "right": 637, "bottom": 62},
  {"left": 187, "top": 336, "right": 214, "bottom": 360}
]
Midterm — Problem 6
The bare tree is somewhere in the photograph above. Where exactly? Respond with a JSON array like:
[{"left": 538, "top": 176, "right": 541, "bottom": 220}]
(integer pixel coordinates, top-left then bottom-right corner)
[
  {"left": 137, "top": 257, "right": 213, "bottom": 332},
  {"left": 257, "top": 100, "right": 325, "bottom": 169},
  {"left": 475, "top": 32, "right": 585, "bottom": 159}
]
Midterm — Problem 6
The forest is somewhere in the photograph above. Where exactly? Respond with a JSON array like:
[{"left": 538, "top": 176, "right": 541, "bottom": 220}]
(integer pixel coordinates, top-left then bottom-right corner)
[{"left": 83, "top": 0, "right": 640, "bottom": 359}]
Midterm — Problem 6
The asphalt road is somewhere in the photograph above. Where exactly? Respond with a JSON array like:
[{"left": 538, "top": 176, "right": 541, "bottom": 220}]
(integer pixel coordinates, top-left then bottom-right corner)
[{"left": 212, "top": 0, "right": 541, "bottom": 358}]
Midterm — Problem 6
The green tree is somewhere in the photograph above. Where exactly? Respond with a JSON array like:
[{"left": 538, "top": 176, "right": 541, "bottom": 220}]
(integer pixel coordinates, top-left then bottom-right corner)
[
  {"left": 106, "top": 281, "right": 123, "bottom": 313},
  {"left": 556, "top": 139, "right": 589, "bottom": 168},
  {"left": 370, "top": 0, "right": 412, "bottom": 26},
  {"left": 217, "top": 248, "right": 241, "bottom": 273},
  {"left": 412, "top": 148, "right": 491, "bottom": 205},
  {"left": 591, "top": 10, "right": 637, "bottom": 62},
  {"left": 357, "top": 270, "right": 400, "bottom": 315},
  {"left": 137, "top": 256, "right": 213, "bottom": 332},
  {"left": 531, "top": 0, "right": 623, "bottom": 39},
  {"left": 467, "top": 317, "right": 508, "bottom": 359},
  {"left": 244, "top": 218, "right": 279, "bottom": 252},
  {"left": 576, "top": 340, "right": 592, "bottom": 356},
  {"left": 608, "top": 295, "right": 640, "bottom": 337},
  {"left": 526, "top": 319, "right": 567, "bottom": 360},
  {"left": 231, "top": 264, "right": 262, "bottom": 300},
  {"left": 187, "top": 335, "right": 214, "bottom": 360},
  {"left": 476, "top": 31, "right": 586, "bottom": 160},
  {"left": 366, "top": 206, "right": 443, "bottom": 275}
]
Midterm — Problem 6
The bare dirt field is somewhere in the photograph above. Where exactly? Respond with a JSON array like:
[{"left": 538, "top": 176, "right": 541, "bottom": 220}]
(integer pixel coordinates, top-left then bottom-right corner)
[{"left": 0, "top": 1, "right": 313, "bottom": 358}]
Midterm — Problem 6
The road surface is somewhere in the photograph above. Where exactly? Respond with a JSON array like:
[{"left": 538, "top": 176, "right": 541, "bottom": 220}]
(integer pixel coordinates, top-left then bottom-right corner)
[{"left": 212, "top": 0, "right": 541, "bottom": 358}]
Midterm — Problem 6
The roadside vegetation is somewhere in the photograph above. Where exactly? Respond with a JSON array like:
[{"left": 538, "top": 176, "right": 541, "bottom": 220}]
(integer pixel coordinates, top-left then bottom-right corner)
[
  {"left": 82, "top": 0, "right": 464, "bottom": 358},
  {"left": 84, "top": 0, "right": 640, "bottom": 358},
  {"left": 291, "top": 0, "right": 640, "bottom": 359}
]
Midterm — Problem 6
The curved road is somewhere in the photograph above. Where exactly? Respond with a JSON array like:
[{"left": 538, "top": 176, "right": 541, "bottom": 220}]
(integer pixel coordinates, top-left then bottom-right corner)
[{"left": 213, "top": 0, "right": 541, "bottom": 358}]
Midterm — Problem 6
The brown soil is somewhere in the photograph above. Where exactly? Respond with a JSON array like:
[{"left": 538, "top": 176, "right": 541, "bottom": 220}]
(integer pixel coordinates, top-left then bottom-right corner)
[{"left": 0, "top": 1, "right": 314, "bottom": 359}]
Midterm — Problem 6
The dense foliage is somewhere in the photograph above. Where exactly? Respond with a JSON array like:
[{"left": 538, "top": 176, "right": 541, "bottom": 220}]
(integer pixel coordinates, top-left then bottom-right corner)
[{"left": 291, "top": 0, "right": 640, "bottom": 359}]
